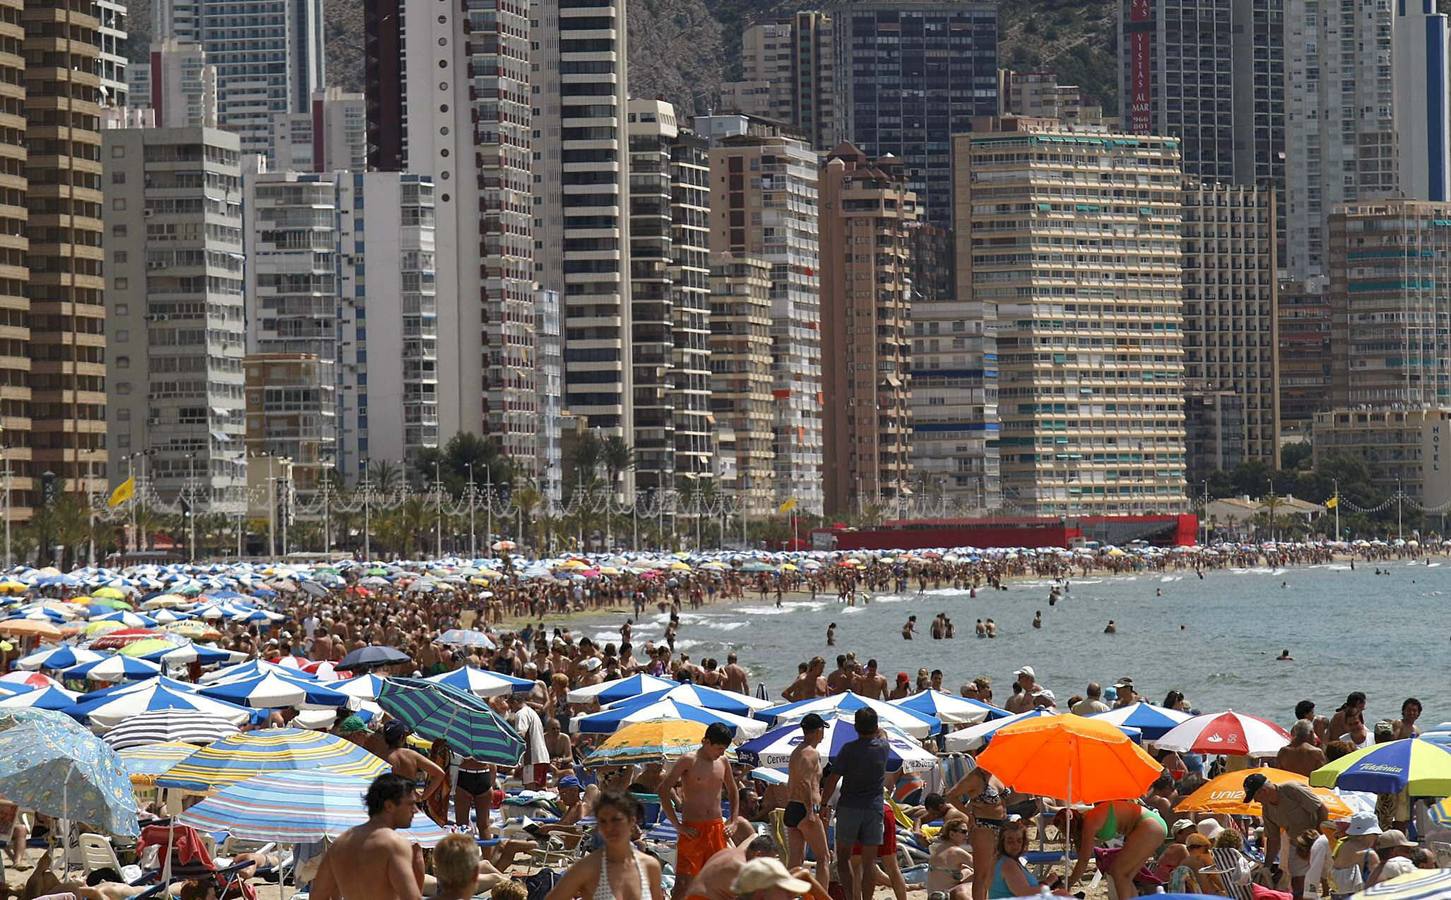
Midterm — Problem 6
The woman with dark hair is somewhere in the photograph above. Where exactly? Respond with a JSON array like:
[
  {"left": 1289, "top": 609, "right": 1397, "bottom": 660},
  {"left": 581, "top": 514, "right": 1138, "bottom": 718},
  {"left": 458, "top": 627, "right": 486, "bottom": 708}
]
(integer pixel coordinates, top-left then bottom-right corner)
[
  {"left": 545, "top": 792, "right": 661, "bottom": 900},
  {"left": 945, "top": 763, "right": 1008, "bottom": 900}
]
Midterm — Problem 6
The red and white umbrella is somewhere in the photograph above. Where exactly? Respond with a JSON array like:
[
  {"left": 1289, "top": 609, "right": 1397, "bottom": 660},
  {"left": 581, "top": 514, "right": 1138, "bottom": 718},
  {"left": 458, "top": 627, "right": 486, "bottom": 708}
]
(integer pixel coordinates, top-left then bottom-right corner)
[{"left": 1154, "top": 710, "right": 1290, "bottom": 757}]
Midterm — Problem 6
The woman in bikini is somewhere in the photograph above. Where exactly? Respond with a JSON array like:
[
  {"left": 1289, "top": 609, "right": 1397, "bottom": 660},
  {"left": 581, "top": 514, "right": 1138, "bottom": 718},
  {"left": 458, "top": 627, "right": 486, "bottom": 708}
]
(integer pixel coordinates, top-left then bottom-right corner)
[
  {"left": 454, "top": 754, "right": 498, "bottom": 839},
  {"left": 945, "top": 764, "right": 1008, "bottom": 900},
  {"left": 1066, "top": 798, "right": 1167, "bottom": 900},
  {"left": 928, "top": 817, "right": 975, "bottom": 900},
  {"left": 544, "top": 792, "right": 662, "bottom": 900}
]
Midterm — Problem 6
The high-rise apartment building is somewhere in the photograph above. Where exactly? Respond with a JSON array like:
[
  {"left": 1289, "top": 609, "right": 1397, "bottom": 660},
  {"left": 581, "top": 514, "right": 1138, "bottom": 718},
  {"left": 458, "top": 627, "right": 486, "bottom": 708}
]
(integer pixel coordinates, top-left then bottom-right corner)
[
  {"left": 1277, "top": 278, "right": 1331, "bottom": 440},
  {"left": 1180, "top": 181, "right": 1280, "bottom": 468},
  {"left": 363, "top": 0, "right": 535, "bottom": 468},
  {"left": 126, "top": 39, "right": 218, "bottom": 129},
  {"left": 1329, "top": 200, "right": 1451, "bottom": 409},
  {"left": 708, "top": 254, "right": 775, "bottom": 516},
  {"left": 272, "top": 88, "right": 367, "bottom": 174},
  {"left": 158, "top": 0, "right": 325, "bottom": 159},
  {"left": 830, "top": 0, "right": 998, "bottom": 229},
  {"left": 668, "top": 128, "right": 714, "bottom": 489},
  {"left": 818, "top": 143, "right": 917, "bottom": 517},
  {"left": 531, "top": 0, "right": 633, "bottom": 467},
  {"left": 909, "top": 301, "right": 1001, "bottom": 513},
  {"left": 955, "top": 119, "right": 1187, "bottom": 514},
  {"left": 702, "top": 114, "right": 823, "bottom": 513},
  {"left": 999, "top": 70, "right": 1105, "bottom": 126},
  {"left": 27, "top": 0, "right": 107, "bottom": 499},
  {"left": 1284, "top": 0, "right": 1450, "bottom": 279},
  {"left": 336, "top": 173, "right": 440, "bottom": 474},
  {"left": 721, "top": 13, "right": 836, "bottom": 149},
  {"left": 535, "top": 288, "right": 564, "bottom": 510},
  {"left": 243, "top": 170, "right": 340, "bottom": 368},
  {"left": 243, "top": 353, "right": 336, "bottom": 494},
  {"left": 96, "top": 0, "right": 127, "bottom": 111},
  {"left": 0, "top": 0, "right": 27, "bottom": 521},
  {"left": 103, "top": 126, "right": 247, "bottom": 512}
]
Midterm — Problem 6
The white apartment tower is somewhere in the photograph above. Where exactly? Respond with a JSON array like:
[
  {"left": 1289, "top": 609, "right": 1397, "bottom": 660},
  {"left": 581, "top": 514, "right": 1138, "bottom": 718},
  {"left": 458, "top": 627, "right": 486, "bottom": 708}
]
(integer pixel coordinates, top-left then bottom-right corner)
[
  {"left": 363, "top": 0, "right": 536, "bottom": 471},
  {"left": 272, "top": 88, "right": 368, "bottom": 173},
  {"left": 530, "top": 0, "right": 635, "bottom": 471},
  {"left": 103, "top": 127, "right": 248, "bottom": 513}
]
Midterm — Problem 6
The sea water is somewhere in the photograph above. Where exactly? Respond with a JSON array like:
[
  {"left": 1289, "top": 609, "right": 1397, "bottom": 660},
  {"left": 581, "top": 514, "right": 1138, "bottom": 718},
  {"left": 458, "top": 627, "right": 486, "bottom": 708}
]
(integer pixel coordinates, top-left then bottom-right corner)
[{"left": 571, "top": 561, "right": 1451, "bottom": 724}]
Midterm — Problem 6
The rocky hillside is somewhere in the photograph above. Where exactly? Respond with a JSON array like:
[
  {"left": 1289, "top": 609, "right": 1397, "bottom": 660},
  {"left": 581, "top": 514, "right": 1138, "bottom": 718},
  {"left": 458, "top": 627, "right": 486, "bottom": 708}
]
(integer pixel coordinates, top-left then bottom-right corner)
[{"left": 127, "top": 0, "right": 1120, "bottom": 122}]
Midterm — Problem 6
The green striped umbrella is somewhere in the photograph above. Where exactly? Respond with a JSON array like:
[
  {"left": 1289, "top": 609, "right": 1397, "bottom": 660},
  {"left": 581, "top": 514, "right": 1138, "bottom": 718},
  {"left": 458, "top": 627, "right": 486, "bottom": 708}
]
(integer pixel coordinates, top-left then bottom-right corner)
[{"left": 375, "top": 677, "right": 524, "bottom": 765}]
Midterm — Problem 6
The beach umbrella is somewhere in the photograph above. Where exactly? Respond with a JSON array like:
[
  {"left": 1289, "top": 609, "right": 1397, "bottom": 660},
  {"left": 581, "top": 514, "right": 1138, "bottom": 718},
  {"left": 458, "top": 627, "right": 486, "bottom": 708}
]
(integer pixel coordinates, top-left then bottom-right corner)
[
  {"left": 328, "top": 673, "right": 391, "bottom": 701},
  {"left": 102, "top": 710, "right": 242, "bottom": 750},
  {"left": 1176, "top": 767, "right": 1353, "bottom": 818},
  {"left": 176, "top": 771, "right": 452, "bottom": 846},
  {"left": 1155, "top": 710, "right": 1291, "bottom": 758},
  {"left": 0, "top": 619, "right": 62, "bottom": 640},
  {"left": 16, "top": 644, "right": 106, "bottom": 672},
  {"left": 571, "top": 695, "right": 768, "bottom": 739},
  {"left": 748, "top": 767, "right": 789, "bottom": 786},
  {"left": 120, "top": 741, "right": 202, "bottom": 785},
  {"left": 737, "top": 714, "right": 937, "bottom": 772},
  {"left": 75, "top": 681, "right": 253, "bottom": 730},
  {"left": 944, "top": 709, "right": 1061, "bottom": 752},
  {"left": 88, "top": 610, "right": 156, "bottom": 628},
  {"left": 0, "top": 671, "right": 64, "bottom": 691},
  {"left": 61, "top": 654, "right": 163, "bottom": 683},
  {"left": 336, "top": 645, "right": 411, "bottom": 670},
  {"left": 156, "top": 728, "right": 390, "bottom": 793},
  {"left": 583, "top": 721, "right": 712, "bottom": 767},
  {"left": 977, "top": 714, "right": 1161, "bottom": 805},
  {"left": 434, "top": 629, "right": 496, "bottom": 650},
  {"left": 1352, "top": 869, "right": 1451, "bottom": 900},
  {"left": 1310, "top": 738, "right": 1451, "bottom": 795},
  {"left": 89, "top": 629, "right": 173, "bottom": 650},
  {"left": 199, "top": 659, "right": 306, "bottom": 684},
  {"left": 895, "top": 689, "right": 1006, "bottom": 726},
  {"left": 424, "top": 666, "right": 535, "bottom": 698},
  {"left": 197, "top": 670, "right": 351, "bottom": 709},
  {"left": 0, "top": 707, "right": 139, "bottom": 836},
  {"left": 566, "top": 673, "right": 680, "bottom": 705},
  {"left": 375, "top": 677, "right": 524, "bottom": 765},
  {"left": 758, "top": 691, "right": 940, "bottom": 738},
  {"left": 0, "top": 685, "right": 80, "bottom": 713},
  {"left": 1087, "top": 701, "right": 1194, "bottom": 740},
  {"left": 603, "top": 684, "right": 774, "bottom": 717}
]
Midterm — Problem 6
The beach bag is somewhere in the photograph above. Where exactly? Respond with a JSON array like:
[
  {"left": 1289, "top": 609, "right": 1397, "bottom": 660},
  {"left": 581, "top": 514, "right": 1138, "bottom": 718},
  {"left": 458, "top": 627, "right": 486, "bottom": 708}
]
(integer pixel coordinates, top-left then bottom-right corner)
[{"left": 522, "top": 869, "right": 560, "bottom": 900}]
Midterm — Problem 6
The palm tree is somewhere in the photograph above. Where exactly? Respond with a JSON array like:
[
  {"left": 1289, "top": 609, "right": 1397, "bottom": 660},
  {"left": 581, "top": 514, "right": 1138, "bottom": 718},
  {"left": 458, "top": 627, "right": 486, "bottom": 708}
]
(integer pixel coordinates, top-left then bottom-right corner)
[
  {"left": 571, "top": 430, "right": 603, "bottom": 487},
  {"left": 512, "top": 482, "right": 541, "bottom": 548},
  {"left": 367, "top": 460, "right": 404, "bottom": 495},
  {"left": 602, "top": 436, "right": 633, "bottom": 492}
]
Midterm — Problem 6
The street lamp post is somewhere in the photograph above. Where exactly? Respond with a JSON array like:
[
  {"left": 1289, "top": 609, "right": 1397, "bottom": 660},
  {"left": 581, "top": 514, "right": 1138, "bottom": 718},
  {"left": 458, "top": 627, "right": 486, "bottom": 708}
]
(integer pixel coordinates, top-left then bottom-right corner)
[
  {"left": 465, "top": 462, "right": 476, "bottom": 558},
  {"left": 280, "top": 458, "right": 291, "bottom": 557},
  {"left": 484, "top": 466, "right": 493, "bottom": 552},
  {"left": 186, "top": 452, "right": 197, "bottom": 562},
  {"left": 433, "top": 459, "right": 443, "bottom": 559}
]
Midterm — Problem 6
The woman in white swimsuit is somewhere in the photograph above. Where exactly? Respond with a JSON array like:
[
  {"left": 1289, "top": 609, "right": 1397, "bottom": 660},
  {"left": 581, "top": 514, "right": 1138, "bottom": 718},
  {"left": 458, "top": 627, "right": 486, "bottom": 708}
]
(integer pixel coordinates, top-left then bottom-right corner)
[{"left": 545, "top": 792, "right": 663, "bottom": 900}]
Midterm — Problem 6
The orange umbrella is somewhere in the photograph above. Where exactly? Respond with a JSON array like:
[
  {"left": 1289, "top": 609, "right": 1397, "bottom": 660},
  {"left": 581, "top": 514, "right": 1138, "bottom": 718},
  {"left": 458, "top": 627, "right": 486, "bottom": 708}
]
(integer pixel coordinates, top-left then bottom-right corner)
[
  {"left": 0, "top": 620, "right": 62, "bottom": 640},
  {"left": 1176, "top": 766, "right": 1353, "bottom": 819},
  {"left": 976, "top": 713, "right": 1163, "bottom": 804}
]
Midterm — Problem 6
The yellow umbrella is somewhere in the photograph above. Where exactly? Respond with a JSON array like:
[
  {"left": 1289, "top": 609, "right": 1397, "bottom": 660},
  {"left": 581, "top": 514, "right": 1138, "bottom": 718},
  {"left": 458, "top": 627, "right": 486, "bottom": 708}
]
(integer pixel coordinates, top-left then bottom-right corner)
[
  {"left": 142, "top": 594, "right": 188, "bottom": 609},
  {"left": 0, "top": 581, "right": 26, "bottom": 594},
  {"left": 669, "top": 561, "right": 692, "bottom": 572},
  {"left": 584, "top": 720, "right": 710, "bottom": 767},
  {"left": 85, "top": 620, "right": 126, "bottom": 637},
  {"left": 165, "top": 621, "right": 222, "bottom": 641},
  {"left": 0, "top": 620, "right": 62, "bottom": 640},
  {"left": 1176, "top": 767, "right": 1353, "bottom": 819},
  {"left": 93, "top": 587, "right": 128, "bottom": 600},
  {"left": 559, "top": 559, "right": 591, "bottom": 570}
]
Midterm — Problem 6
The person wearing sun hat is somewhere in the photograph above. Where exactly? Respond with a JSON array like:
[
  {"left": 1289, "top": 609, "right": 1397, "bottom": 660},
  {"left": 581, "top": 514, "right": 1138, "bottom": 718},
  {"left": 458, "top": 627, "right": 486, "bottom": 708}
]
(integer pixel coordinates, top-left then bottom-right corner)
[
  {"left": 730, "top": 856, "right": 824, "bottom": 899},
  {"left": 1328, "top": 812, "right": 1381, "bottom": 896}
]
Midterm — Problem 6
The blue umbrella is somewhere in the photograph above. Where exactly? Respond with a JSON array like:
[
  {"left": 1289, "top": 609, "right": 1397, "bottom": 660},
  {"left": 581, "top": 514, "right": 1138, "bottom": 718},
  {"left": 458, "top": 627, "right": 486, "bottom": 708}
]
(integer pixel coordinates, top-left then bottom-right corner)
[
  {"left": 424, "top": 666, "right": 534, "bottom": 698},
  {"left": 601, "top": 685, "right": 772, "bottom": 718},
  {"left": 16, "top": 645, "right": 107, "bottom": 672},
  {"left": 759, "top": 691, "right": 942, "bottom": 737},
  {"left": 1309, "top": 737, "right": 1451, "bottom": 795},
  {"left": 571, "top": 695, "right": 769, "bottom": 738},
  {"left": 565, "top": 673, "right": 680, "bottom": 705},
  {"left": 1088, "top": 701, "right": 1193, "bottom": 739},
  {"left": 0, "top": 707, "right": 139, "bottom": 836},
  {"left": 375, "top": 677, "right": 524, "bottom": 765},
  {"left": 945, "top": 710, "right": 1141, "bottom": 751},
  {"left": 0, "top": 685, "right": 80, "bottom": 713},
  {"left": 896, "top": 689, "right": 1007, "bottom": 725},
  {"left": 197, "top": 670, "right": 350, "bottom": 708},
  {"left": 337, "top": 645, "right": 411, "bottom": 670},
  {"left": 738, "top": 714, "right": 939, "bottom": 772},
  {"left": 61, "top": 655, "right": 163, "bottom": 683},
  {"left": 74, "top": 681, "right": 252, "bottom": 730}
]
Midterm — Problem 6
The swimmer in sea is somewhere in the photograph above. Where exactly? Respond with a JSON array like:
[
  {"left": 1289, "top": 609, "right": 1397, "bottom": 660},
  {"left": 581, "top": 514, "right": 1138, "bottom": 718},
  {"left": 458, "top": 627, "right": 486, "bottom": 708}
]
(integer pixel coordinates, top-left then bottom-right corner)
[
  {"left": 826, "top": 623, "right": 836, "bottom": 647},
  {"left": 1277, "top": 649, "right": 1293, "bottom": 661},
  {"left": 902, "top": 615, "right": 917, "bottom": 640},
  {"left": 975, "top": 619, "right": 986, "bottom": 638},
  {"left": 1104, "top": 620, "right": 1117, "bottom": 635},
  {"left": 1032, "top": 611, "right": 1042, "bottom": 629},
  {"left": 985, "top": 618, "right": 998, "bottom": 638}
]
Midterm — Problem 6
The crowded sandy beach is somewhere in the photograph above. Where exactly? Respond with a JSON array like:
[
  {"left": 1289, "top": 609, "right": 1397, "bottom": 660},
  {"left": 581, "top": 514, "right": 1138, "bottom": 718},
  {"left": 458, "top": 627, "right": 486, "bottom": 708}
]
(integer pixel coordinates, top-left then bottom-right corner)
[{"left": 0, "top": 539, "right": 1442, "bottom": 900}]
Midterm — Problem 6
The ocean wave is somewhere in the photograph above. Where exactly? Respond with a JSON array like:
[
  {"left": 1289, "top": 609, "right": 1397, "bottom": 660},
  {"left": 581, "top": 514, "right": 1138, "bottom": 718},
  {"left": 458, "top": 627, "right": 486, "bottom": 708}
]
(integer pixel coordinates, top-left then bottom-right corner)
[
  {"left": 737, "top": 606, "right": 790, "bottom": 616},
  {"left": 708, "top": 621, "right": 748, "bottom": 631}
]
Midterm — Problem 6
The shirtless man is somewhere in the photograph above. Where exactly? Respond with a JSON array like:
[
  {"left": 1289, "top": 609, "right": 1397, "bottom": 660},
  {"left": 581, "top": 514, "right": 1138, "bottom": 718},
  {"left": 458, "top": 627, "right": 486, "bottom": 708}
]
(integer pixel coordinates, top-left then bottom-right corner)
[
  {"left": 784, "top": 714, "right": 830, "bottom": 885},
  {"left": 682, "top": 835, "right": 778, "bottom": 900},
  {"left": 376, "top": 721, "right": 448, "bottom": 814},
  {"left": 312, "top": 773, "right": 425, "bottom": 900},
  {"left": 851, "top": 659, "right": 888, "bottom": 701},
  {"left": 825, "top": 656, "right": 853, "bottom": 695},
  {"left": 1274, "top": 720, "right": 1327, "bottom": 776},
  {"left": 659, "top": 722, "right": 740, "bottom": 900},
  {"left": 722, "top": 654, "right": 749, "bottom": 694},
  {"left": 781, "top": 657, "right": 827, "bottom": 702}
]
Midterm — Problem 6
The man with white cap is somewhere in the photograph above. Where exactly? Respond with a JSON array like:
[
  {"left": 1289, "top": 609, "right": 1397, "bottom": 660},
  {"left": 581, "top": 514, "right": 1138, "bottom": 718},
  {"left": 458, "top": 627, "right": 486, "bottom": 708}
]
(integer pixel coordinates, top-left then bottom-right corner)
[
  {"left": 1005, "top": 666, "right": 1043, "bottom": 713},
  {"left": 730, "top": 857, "right": 829, "bottom": 900}
]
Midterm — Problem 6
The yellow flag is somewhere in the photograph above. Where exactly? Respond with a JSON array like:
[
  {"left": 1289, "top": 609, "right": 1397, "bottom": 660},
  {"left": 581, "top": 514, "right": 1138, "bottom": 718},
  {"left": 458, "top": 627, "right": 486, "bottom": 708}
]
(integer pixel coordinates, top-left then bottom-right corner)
[
  {"left": 778, "top": 497, "right": 798, "bottom": 514},
  {"left": 107, "top": 477, "right": 135, "bottom": 508},
  {"left": 1325, "top": 496, "right": 1338, "bottom": 509}
]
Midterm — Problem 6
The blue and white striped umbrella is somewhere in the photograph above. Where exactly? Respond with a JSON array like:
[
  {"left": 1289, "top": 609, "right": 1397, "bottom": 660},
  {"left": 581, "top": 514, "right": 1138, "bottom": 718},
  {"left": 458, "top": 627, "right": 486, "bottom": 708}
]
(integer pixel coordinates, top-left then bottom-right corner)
[
  {"left": 327, "top": 674, "right": 390, "bottom": 701},
  {"left": 76, "top": 675, "right": 197, "bottom": 703},
  {"left": 74, "top": 681, "right": 252, "bottom": 730},
  {"left": 200, "top": 659, "right": 315, "bottom": 684},
  {"left": 101, "top": 709, "right": 242, "bottom": 750},
  {"left": 1088, "top": 702, "right": 1193, "bottom": 739},
  {"left": 603, "top": 684, "right": 774, "bottom": 717},
  {"left": 134, "top": 643, "right": 243, "bottom": 666},
  {"left": 375, "top": 677, "right": 524, "bottom": 765},
  {"left": 424, "top": 666, "right": 535, "bottom": 698},
  {"left": 88, "top": 611, "right": 157, "bottom": 628},
  {"left": 61, "top": 655, "right": 162, "bottom": 683},
  {"left": 738, "top": 714, "right": 938, "bottom": 772},
  {"left": 197, "top": 670, "right": 351, "bottom": 709},
  {"left": 16, "top": 645, "right": 107, "bottom": 672},
  {"left": 571, "top": 695, "right": 768, "bottom": 739},
  {"left": 565, "top": 673, "right": 680, "bottom": 705},
  {"left": 1352, "top": 869, "right": 1451, "bottom": 900},
  {"left": 0, "top": 685, "right": 80, "bottom": 713},
  {"left": 895, "top": 689, "right": 1006, "bottom": 726},
  {"left": 759, "top": 691, "right": 941, "bottom": 737},
  {"left": 944, "top": 710, "right": 1141, "bottom": 751},
  {"left": 177, "top": 771, "right": 452, "bottom": 845}
]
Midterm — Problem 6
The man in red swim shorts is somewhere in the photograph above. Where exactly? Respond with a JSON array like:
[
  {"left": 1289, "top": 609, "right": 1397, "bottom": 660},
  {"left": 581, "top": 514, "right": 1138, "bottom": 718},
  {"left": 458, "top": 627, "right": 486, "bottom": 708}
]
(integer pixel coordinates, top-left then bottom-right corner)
[{"left": 659, "top": 722, "right": 739, "bottom": 900}]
